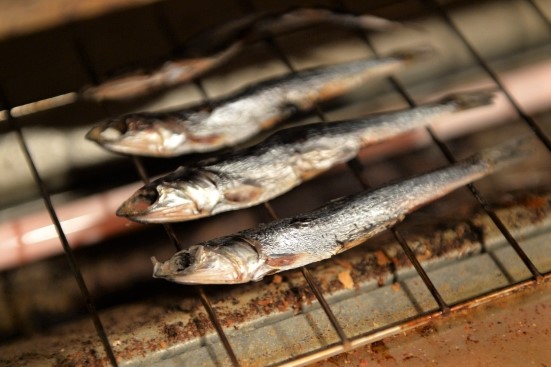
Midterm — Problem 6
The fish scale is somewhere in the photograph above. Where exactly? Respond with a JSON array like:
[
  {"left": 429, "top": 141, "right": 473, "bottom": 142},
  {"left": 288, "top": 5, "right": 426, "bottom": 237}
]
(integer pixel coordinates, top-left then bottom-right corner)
[
  {"left": 152, "top": 137, "right": 532, "bottom": 284},
  {"left": 117, "top": 90, "right": 496, "bottom": 223},
  {"left": 86, "top": 47, "right": 432, "bottom": 157}
]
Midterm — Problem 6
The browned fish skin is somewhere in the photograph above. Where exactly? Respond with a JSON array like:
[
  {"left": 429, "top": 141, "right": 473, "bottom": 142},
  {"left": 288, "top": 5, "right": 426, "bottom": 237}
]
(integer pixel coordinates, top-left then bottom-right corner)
[
  {"left": 86, "top": 46, "right": 432, "bottom": 157},
  {"left": 152, "top": 137, "right": 532, "bottom": 285},
  {"left": 187, "top": 8, "right": 399, "bottom": 55},
  {"left": 117, "top": 90, "right": 495, "bottom": 223},
  {"left": 80, "top": 42, "right": 243, "bottom": 102},
  {"left": 81, "top": 8, "right": 399, "bottom": 101}
]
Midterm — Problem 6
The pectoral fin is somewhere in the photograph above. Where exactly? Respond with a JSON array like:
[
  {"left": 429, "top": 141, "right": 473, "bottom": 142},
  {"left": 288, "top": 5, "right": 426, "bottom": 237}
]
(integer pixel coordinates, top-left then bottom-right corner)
[
  {"left": 265, "top": 253, "right": 321, "bottom": 271},
  {"left": 265, "top": 254, "right": 304, "bottom": 267},
  {"left": 188, "top": 133, "right": 225, "bottom": 145},
  {"left": 224, "top": 185, "right": 263, "bottom": 204}
]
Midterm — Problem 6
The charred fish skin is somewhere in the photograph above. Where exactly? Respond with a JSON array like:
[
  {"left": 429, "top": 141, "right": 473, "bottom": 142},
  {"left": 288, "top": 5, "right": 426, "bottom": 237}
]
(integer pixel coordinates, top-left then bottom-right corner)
[
  {"left": 152, "top": 137, "right": 532, "bottom": 284},
  {"left": 118, "top": 90, "right": 495, "bottom": 223},
  {"left": 86, "top": 46, "right": 432, "bottom": 157}
]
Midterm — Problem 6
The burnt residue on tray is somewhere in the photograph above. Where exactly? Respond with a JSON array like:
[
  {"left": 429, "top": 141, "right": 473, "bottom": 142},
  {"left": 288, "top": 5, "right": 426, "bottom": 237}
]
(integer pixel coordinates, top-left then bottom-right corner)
[{"left": 1, "top": 191, "right": 549, "bottom": 366}]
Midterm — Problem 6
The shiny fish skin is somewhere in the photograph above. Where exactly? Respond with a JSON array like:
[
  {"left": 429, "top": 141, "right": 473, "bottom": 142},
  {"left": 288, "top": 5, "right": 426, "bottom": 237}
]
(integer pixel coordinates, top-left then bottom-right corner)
[
  {"left": 151, "top": 137, "right": 532, "bottom": 284},
  {"left": 117, "top": 90, "right": 495, "bottom": 223},
  {"left": 81, "top": 8, "right": 399, "bottom": 101},
  {"left": 86, "top": 46, "right": 432, "bottom": 157}
]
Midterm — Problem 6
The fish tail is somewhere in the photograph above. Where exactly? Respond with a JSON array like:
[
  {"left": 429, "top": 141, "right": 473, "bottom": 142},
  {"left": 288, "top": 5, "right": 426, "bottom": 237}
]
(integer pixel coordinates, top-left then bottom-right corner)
[
  {"left": 440, "top": 89, "right": 496, "bottom": 110},
  {"left": 355, "top": 14, "right": 401, "bottom": 32},
  {"left": 403, "top": 137, "right": 533, "bottom": 213},
  {"left": 466, "top": 136, "right": 534, "bottom": 173},
  {"left": 390, "top": 44, "right": 435, "bottom": 63},
  {"left": 288, "top": 9, "right": 401, "bottom": 32}
]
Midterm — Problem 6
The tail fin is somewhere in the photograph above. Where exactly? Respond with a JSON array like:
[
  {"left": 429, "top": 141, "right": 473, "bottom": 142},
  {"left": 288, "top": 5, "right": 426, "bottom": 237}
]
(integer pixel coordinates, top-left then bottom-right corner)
[
  {"left": 287, "top": 9, "right": 402, "bottom": 32},
  {"left": 390, "top": 44, "right": 435, "bottom": 63},
  {"left": 466, "top": 135, "right": 534, "bottom": 173},
  {"left": 354, "top": 14, "right": 401, "bottom": 32},
  {"left": 439, "top": 89, "right": 497, "bottom": 110}
]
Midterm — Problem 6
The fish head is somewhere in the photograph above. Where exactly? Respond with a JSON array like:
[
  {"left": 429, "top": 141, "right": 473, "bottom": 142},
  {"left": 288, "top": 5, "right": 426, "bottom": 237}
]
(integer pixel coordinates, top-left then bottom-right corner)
[
  {"left": 152, "top": 238, "right": 266, "bottom": 284},
  {"left": 86, "top": 113, "right": 188, "bottom": 156},
  {"left": 117, "top": 167, "right": 222, "bottom": 222}
]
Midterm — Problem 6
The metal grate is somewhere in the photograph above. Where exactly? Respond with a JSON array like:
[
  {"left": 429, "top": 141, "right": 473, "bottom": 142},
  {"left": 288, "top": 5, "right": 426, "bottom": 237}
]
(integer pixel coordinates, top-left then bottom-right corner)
[{"left": 1, "top": 0, "right": 550, "bottom": 366}]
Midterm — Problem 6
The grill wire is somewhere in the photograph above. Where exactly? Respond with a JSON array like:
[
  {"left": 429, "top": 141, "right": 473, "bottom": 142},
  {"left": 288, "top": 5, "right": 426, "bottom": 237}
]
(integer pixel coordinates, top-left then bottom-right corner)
[{"left": 1, "top": 0, "right": 551, "bottom": 366}]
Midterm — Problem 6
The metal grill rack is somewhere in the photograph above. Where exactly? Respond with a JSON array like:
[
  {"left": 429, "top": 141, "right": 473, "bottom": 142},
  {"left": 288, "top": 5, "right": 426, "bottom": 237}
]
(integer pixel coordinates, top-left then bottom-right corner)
[{"left": 1, "top": 0, "right": 550, "bottom": 366}]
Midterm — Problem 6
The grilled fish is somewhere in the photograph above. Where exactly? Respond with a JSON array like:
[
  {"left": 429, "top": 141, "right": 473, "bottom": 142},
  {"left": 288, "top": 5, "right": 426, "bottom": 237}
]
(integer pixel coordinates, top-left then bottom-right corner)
[
  {"left": 151, "top": 137, "right": 532, "bottom": 284},
  {"left": 86, "top": 46, "right": 432, "bottom": 157},
  {"left": 81, "top": 8, "right": 399, "bottom": 101},
  {"left": 187, "top": 8, "right": 399, "bottom": 55},
  {"left": 117, "top": 90, "right": 495, "bottom": 223},
  {"left": 80, "top": 41, "right": 244, "bottom": 102}
]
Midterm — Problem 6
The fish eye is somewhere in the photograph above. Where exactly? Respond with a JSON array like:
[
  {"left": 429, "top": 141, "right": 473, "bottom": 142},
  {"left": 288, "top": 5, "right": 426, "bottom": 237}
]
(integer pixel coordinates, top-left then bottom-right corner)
[
  {"left": 108, "top": 117, "right": 129, "bottom": 134},
  {"left": 175, "top": 252, "right": 193, "bottom": 271},
  {"left": 141, "top": 186, "right": 159, "bottom": 205},
  {"left": 116, "top": 185, "right": 160, "bottom": 217},
  {"left": 126, "top": 114, "right": 156, "bottom": 131},
  {"left": 100, "top": 127, "right": 123, "bottom": 141}
]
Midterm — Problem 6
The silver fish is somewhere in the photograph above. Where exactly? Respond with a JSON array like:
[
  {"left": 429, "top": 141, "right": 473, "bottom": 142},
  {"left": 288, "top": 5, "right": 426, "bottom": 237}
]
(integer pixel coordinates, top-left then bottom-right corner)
[
  {"left": 81, "top": 8, "right": 399, "bottom": 101},
  {"left": 151, "top": 137, "right": 532, "bottom": 284},
  {"left": 117, "top": 90, "right": 495, "bottom": 223},
  {"left": 86, "top": 46, "right": 432, "bottom": 157}
]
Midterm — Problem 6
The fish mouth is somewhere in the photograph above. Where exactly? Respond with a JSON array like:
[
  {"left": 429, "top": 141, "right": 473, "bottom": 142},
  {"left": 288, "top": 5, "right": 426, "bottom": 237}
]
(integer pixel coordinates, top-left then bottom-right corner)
[
  {"left": 117, "top": 184, "right": 204, "bottom": 223},
  {"left": 152, "top": 251, "right": 194, "bottom": 279},
  {"left": 152, "top": 245, "right": 245, "bottom": 284},
  {"left": 86, "top": 125, "right": 126, "bottom": 144},
  {"left": 151, "top": 247, "right": 203, "bottom": 282},
  {"left": 116, "top": 186, "right": 159, "bottom": 219},
  {"left": 85, "top": 126, "right": 105, "bottom": 143},
  {"left": 86, "top": 118, "right": 129, "bottom": 144}
]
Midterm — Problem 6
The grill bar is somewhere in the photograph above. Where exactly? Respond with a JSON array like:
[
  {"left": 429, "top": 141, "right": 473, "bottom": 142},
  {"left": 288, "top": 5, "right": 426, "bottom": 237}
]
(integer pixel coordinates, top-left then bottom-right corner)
[
  {"left": 275, "top": 0, "right": 551, "bottom": 362},
  {"left": 275, "top": 274, "right": 551, "bottom": 367},
  {"left": 0, "top": 93, "right": 119, "bottom": 367},
  {"left": 343, "top": 148, "right": 451, "bottom": 313},
  {"left": 196, "top": 286, "right": 242, "bottom": 367},
  {"left": 417, "top": 0, "right": 545, "bottom": 279},
  {"left": 153, "top": 1, "right": 182, "bottom": 55},
  {"left": 393, "top": 227, "right": 451, "bottom": 312},
  {"left": 263, "top": 201, "right": 280, "bottom": 222},
  {"left": 71, "top": 23, "right": 242, "bottom": 366},
  {"left": 231, "top": 0, "right": 353, "bottom": 347},
  {"left": 193, "top": 79, "right": 215, "bottom": 109},
  {"left": 149, "top": 13, "right": 248, "bottom": 365},
  {"left": 130, "top": 135, "right": 242, "bottom": 367},
  {"left": 72, "top": 32, "right": 101, "bottom": 86},
  {"left": 132, "top": 14, "right": 244, "bottom": 367},
  {"left": 335, "top": 0, "right": 543, "bottom": 282},
  {"left": 478, "top": 235, "right": 516, "bottom": 284},
  {"left": 526, "top": 0, "right": 551, "bottom": 32},
  {"left": 300, "top": 267, "right": 351, "bottom": 347},
  {"left": 260, "top": 25, "right": 354, "bottom": 348},
  {"left": 131, "top": 156, "right": 183, "bottom": 250},
  {"left": 425, "top": 127, "right": 544, "bottom": 280},
  {"left": 318, "top": 2, "right": 452, "bottom": 313},
  {"left": 262, "top": 200, "right": 351, "bottom": 346},
  {"left": 423, "top": 0, "right": 551, "bottom": 152}
]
